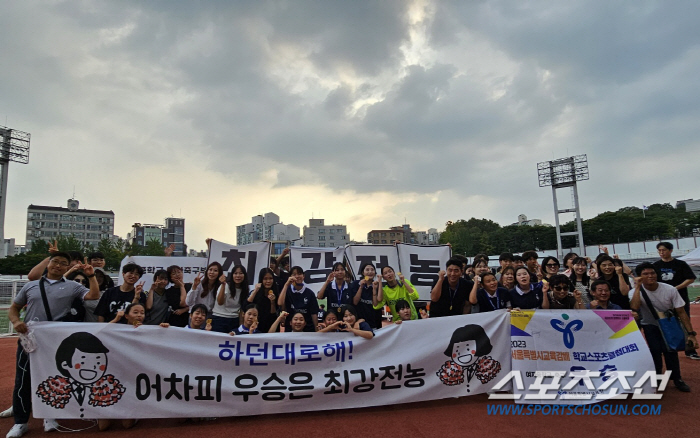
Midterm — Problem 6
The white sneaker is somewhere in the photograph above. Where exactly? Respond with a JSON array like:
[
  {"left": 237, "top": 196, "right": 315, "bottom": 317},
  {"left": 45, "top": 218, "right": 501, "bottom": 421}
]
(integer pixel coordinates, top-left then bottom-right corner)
[
  {"left": 43, "top": 419, "right": 59, "bottom": 432},
  {"left": 6, "top": 424, "right": 28, "bottom": 438},
  {"left": 0, "top": 406, "right": 12, "bottom": 418}
]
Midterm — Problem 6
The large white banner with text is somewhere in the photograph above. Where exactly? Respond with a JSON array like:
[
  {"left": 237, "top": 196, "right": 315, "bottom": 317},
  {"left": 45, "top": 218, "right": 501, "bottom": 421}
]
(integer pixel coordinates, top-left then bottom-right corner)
[
  {"left": 509, "top": 310, "right": 656, "bottom": 404},
  {"left": 396, "top": 243, "right": 451, "bottom": 301},
  {"left": 208, "top": 240, "right": 271, "bottom": 278},
  {"left": 30, "top": 312, "right": 510, "bottom": 419},
  {"left": 344, "top": 245, "right": 400, "bottom": 280},
  {"left": 117, "top": 256, "right": 208, "bottom": 290},
  {"left": 289, "top": 247, "right": 346, "bottom": 293}
]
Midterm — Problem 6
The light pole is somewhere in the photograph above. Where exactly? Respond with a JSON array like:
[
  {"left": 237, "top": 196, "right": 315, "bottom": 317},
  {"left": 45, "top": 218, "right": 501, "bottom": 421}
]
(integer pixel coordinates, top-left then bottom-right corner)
[
  {"left": 537, "top": 155, "right": 589, "bottom": 260},
  {"left": 0, "top": 126, "right": 31, "bottom": 258}
]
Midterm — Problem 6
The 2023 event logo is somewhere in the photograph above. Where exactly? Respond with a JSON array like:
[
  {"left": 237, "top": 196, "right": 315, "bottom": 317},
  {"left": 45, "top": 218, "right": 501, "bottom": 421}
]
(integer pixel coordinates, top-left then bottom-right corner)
[
  {"left": 550, "top": 315, "right": 584, "bottom": 349},
  {"left": 36, "top": 332, "right": 125, "bottom": 414}
]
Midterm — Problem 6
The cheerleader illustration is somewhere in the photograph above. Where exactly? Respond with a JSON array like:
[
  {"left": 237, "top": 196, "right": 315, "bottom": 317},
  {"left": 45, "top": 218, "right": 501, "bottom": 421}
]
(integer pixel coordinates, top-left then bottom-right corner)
[
  {"left": 436, "top": 324, "right": 501, "bottom": 391},
  {"left": 36, "top": 332, "right": 125, "bottom": 411}
]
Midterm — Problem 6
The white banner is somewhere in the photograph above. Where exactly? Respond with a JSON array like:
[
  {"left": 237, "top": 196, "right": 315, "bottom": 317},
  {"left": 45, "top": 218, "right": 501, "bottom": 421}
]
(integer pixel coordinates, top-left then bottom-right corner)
[
  {"left": 396, "top": 243, "right": 451, "bottom": 301},
  {"left": 208, "top": 240, "right": 271, "bottom": 278},
  {"left": 510, "top": 310, "right": 656, "bottom": 404},
  {"left": 289, "top": 247, "right": 346, "bottom": 293},
  {"left": 117, "top": 256, "right": 208, "bottom": 289},
  {"left": 30, "top": 312, "right": 511, "bottom": 419},
  {"left": 344, "top": 245, "right": 399, "bottom": 280}
]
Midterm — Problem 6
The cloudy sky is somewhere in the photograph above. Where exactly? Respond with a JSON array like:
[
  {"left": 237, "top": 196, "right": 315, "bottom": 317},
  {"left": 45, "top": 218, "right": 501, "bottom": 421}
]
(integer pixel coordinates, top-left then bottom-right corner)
[{"left": 2, "top": 1, "right": 699, "bottom": 251}]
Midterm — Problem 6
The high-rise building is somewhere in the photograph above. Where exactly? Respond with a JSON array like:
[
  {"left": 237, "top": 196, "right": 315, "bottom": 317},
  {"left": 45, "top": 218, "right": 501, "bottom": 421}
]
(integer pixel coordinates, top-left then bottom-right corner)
[
  {"left": 2, "top": 238, "right": 15, "bottom": 258},
  {"left": 26, "top": 199, "right": 114, "bottom": 249},
  {"left": 128, "top": 217, "right": 187, "bottom": 256},
  {"left": 130, "top": 223, "right": 164, "bottom": 247},
  {"left": 367, "top": 228, "right": 407, "bottom": 245},
  {"left": 163, "top": 217, "right": 186, "bottom": 256},
  {"left": 414, "top": 228, "right": 441, "bottom": 245},
  {"left": 236, "top": 212, "right": 299, "bottom": 245},
  {"left": 302, "top": 219, "right": 349, "bottom": 248},
  {"left": 367, "top": 224, "right": 413, "bottom": 244},
  {"left": 677, "top": 198, "right": 700, "bottom": 213}
]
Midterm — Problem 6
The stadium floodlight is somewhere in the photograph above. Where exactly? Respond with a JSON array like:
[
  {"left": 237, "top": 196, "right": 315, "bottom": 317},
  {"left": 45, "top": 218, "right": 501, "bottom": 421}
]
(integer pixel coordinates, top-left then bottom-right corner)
[
  {"left": 537, "top": 154, "right": 589, "bottom": 187},
  {"left": 537, "top": 155, "right": 588, "bottom": 260},
  {"left": 0, "top": 126, "right": 31, "bottom": 257}
]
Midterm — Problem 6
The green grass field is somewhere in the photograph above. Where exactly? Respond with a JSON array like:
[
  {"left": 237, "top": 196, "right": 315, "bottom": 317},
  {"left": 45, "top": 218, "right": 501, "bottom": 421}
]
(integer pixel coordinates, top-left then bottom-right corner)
[
  {"left": 0, "top": 312, "right": 10, "bottom": 335},
  {"left": 690, "top": 285, "right": 700, "bottom": 302}
]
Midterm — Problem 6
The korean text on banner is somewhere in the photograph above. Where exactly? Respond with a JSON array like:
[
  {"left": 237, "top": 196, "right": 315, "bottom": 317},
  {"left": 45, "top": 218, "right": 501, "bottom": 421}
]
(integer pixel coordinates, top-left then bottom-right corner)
[
  {"left": 289, "top": 247, "right": 345, "bottom": 293},
  {"left": 344, "top": 245, "right": 399, "bottom": 280},
  {"left": 396, "top": 243, "right": 451, "bottom": 301},
  {"left": 208, "top": 240, "right": 271, "bottom": 277},
  {"left": 30, "top": 312, "right": 511, "bottom": 419},
  {"left": 510, "top": 309, "right": 656, "bottom": 404},
  {"left": 118, "top": 256, "right": 208, "bottom": 290}
]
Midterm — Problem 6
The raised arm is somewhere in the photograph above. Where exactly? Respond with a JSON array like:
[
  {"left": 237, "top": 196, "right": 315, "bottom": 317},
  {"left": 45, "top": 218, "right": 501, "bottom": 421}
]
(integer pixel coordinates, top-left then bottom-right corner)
[
  {"left": 133, "top": 282, "right": 145, "bottom": 305},
  {"left": 27, "top": 240, "right": 59, "bottom": 280},
  {"left": 268, "top": 312, "right": 288, "bottom": 333},
  {"left": 431, "top": 270, "right": 445, "bottom": 302},
  {"left": 402, "top": 276, "right": 419, "bottom": 301},
  {"left": 27, "top": 257, "right": 50, "bottom": 281},
  {"left": 109, "top": 309, "right": 125, "bottom": 324},
  {"left": 317, "top": 273, "right": 334, "bottom": 299},
  {"left": 540, "top": 282, "right": 550, "bottom": 309},
  {"left": 469, "top": 275, "right": 480, "bottom": 305},
  {"left": 268, "top": 290, "right": 277, "bottom": 314},
  {"left": 616, "top": 266, "right": 630, "bottom": 295},
  {"left": 353, "top": 278, "right": 367, "bottom": 305},
  {"left": 248, "top": 283, "right": 262, "bottom": 303},
  {"left": 278, "top": 276, "right": 293, "bottom": 309},
  {"left": 185, "top": 274, "right": 203, "bottom": 307},
  {"left": 145, "top": 284, "right": 155, "bottom": 310},
  {"left": 80, "top": 262, "right": 101, "bottom": 300},
  {"left": 373, "top": 274, "right": 384, "bottom": 307},
  {"left": 573, "top": 289, "right": 585, "bottom": 310},
  {"left": 216, "top": 275, "right": 228, "bottom": 306},
  {"left": 173, "top": 278, "right": 187, "bottom": 307},
  {"left": 629, "top": 280, "right": 642, "bottom": 311},
  {"left": 275, "top": 248, "right": 290, "bottom": 266}
]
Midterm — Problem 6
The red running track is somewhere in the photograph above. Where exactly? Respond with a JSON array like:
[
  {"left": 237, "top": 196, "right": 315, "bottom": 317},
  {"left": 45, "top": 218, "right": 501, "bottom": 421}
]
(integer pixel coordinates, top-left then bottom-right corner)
[{"left": 1, "top": 314, "right": 699, "bottom": 438}]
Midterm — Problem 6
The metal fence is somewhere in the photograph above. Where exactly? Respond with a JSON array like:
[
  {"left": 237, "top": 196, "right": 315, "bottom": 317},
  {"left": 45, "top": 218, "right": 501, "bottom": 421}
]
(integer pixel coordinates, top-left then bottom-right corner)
[
  {"left": 0, "top": 279, "right": 28, "bottom": 335},
  {"left": 0, "top": 276, "right": 121, "bottom": 336}
]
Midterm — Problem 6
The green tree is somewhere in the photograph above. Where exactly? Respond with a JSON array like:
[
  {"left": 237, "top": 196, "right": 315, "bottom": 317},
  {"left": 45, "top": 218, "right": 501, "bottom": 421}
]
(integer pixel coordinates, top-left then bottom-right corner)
[
  {"left": 0, "top": 253, "right": 48, "bottom": 276},
  {"left": 29, "top": 239, "right": 50, "bottom": 254},
  {"left": 143, "top": 239, "right": 166, "bottom": 256}
]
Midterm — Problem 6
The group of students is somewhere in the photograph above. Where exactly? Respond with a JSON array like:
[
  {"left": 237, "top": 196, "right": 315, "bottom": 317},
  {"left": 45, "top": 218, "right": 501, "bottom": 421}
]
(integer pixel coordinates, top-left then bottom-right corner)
[
  {"left": 5, "top": 241, "right": 699, "bottom": 437},
  {"left": 437, "top": 244, "right": 698, "bottom": 394}
]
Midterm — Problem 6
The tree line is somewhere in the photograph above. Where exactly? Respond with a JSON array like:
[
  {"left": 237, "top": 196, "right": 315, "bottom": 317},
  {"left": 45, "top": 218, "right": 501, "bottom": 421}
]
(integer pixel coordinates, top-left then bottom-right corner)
[
  {"left": 439, "top": 203, "right": 700, "bottom": 257},
  {"left": 0, "top": 235, "right": 168, "bottom": 275},
  {"left": 2, "top": 202, "right": 698, "bottom": 275}
]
